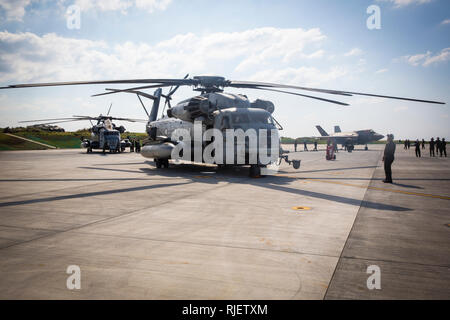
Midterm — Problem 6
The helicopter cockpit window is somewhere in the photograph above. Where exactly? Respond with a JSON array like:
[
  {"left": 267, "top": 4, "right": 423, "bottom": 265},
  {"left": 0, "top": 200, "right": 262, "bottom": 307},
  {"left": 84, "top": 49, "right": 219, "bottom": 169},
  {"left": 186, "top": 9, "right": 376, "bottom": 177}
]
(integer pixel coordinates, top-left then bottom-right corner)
[
  {"left": 104, "top": 131, "right": 120, "bottom": 136},
  {"left": 231, "top": 114, "right": 250, "bottom": 124},
  {"left": 251, "top": 113, "right": 274, "bottom": 125}
]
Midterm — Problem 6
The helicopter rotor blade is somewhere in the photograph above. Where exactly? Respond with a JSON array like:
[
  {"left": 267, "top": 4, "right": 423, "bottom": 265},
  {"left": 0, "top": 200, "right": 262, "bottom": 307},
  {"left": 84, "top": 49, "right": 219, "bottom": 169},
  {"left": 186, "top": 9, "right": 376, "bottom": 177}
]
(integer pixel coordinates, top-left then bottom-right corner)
[
  {"left": 229, "top": 80, "right": 445, "bottom": 104},
  {"left": 107, "top": 103, "right": 112, "bottom": 116},
  {"left": 2, "top": 75, "right": 444, "bottom": 105},
  {"left": 108, "top": 117, "right": 148, "bottom": 123},
  {"left": 103, "top": 88, "right": 158, "bottom": 100},
  {"left": 19, "top": 119, "right": 90, "bottom": 126},
  {"left": 136, "top": 94, "right": 150, "bottom": 117},
  {"left": 167, "top": 73, "right": 189, "bottom": 97},
  {"left": 1, "top": 78, "right": 196, "bottom": 90},
  {"left": 250, "top": 87, "right": 349, "bottom": 106},
  {"left": 19, "top": 117, "right": 84, "bottom": 123},
  {"left": 91, "top": 84, "right": 174, "bottom": 97}
]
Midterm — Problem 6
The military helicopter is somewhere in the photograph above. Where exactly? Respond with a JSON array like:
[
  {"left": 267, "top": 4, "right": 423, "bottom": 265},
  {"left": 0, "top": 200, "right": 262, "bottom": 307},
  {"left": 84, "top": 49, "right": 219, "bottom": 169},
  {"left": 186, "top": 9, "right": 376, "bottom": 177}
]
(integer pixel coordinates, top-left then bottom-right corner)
[
  {"left": 19, "top": 104, "right": 147, "bottom": 154},
  {"left": 2, "top": 75, "right": 445, "bottom": 176}
]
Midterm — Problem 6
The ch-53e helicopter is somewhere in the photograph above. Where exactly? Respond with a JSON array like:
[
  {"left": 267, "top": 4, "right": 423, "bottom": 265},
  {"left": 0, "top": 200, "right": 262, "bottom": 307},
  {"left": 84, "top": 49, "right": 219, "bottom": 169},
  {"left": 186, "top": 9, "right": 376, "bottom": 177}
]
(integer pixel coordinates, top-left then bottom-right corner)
[
  {"left": 2, "top": 75, "right": 445, "bottom": 177},
  {"left": 19, "top": 104, "right": 147, "bottom": 154}
]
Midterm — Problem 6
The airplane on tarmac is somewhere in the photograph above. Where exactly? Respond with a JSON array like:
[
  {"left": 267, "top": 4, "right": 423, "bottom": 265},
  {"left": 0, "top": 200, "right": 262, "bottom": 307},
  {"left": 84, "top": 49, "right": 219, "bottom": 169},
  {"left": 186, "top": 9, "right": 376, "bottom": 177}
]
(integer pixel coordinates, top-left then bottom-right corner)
[{"left": 315, "top": 125, "right": 384, "bottom": 150}]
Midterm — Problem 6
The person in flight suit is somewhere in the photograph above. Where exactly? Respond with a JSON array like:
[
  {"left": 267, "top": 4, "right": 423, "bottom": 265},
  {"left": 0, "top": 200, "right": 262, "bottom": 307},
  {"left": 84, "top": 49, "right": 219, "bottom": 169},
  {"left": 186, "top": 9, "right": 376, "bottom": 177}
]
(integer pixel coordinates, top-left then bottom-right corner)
[
  {"left": 422, "top": 139, "right": 425, "bottom": 149},
  {"left": 313, "top": 141, "right": 318, "bottom": 151},
  {"left": 414, "top": 139, "right": 421, "bottom": 157},
  {"left": 294, "top": 139, "right": 298, "bottom": 152},
  {"left": 135, "top": 139, "right": 141, "bottom": 153},
  {"left": 304, "top": 141, "right": 308, "bottom": 151},
  {"left": 429, "top": 138, "right": 435, "bottom": 157},
  {"left": 383, "top": 134, "right": 396, "bottom": 183},
  {"left": 436, "top": 137, "right": 441, "bottom": 155},
  {"left": 435, "top": 137, "right": 441, "bottom": 156}
]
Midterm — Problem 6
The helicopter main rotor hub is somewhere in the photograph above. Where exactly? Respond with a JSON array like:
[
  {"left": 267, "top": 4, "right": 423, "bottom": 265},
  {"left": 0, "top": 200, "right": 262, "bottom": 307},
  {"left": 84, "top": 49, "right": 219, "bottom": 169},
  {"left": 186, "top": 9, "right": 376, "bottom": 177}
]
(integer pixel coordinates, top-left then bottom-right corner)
[{"left": 192, "top": 76, "right": 230, "bottom": 93}]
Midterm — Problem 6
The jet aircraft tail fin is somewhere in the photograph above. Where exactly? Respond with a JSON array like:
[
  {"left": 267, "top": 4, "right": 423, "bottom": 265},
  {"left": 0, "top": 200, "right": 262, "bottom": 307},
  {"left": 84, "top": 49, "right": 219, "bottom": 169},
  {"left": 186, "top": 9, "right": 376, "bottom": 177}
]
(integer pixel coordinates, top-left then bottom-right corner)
[{"left": 316, "top": 125, "right": 328, "bottom": 137}]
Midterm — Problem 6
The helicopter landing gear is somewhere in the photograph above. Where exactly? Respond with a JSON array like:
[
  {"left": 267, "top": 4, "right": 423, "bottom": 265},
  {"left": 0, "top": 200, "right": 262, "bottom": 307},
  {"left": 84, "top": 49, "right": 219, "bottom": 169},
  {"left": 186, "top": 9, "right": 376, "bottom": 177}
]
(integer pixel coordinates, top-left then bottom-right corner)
[
  {"left": 249, "top": 165, "right": 261, "bottom": 178},
  {"left": 155, "top": 159, "right": 169, "bottom": 168},
  {"left": 365, "top": 145, "right": 368, "bottom": 151},
  {"left": 86, "top": 147, "right": 92, "bottom": 153},
  {"left": 102, "top": 147, "right": 106, "bottom": 154}
]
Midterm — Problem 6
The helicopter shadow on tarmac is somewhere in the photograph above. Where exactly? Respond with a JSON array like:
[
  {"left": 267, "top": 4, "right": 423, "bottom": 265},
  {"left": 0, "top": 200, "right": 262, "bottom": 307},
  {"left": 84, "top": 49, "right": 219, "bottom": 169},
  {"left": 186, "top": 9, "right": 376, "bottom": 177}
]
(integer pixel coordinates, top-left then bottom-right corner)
[
  {"left": 79, "top": 160, "right": 412, "bottom": 212},
  {"left": 277, "top": 166, "right": 425, "bottom": 190}
]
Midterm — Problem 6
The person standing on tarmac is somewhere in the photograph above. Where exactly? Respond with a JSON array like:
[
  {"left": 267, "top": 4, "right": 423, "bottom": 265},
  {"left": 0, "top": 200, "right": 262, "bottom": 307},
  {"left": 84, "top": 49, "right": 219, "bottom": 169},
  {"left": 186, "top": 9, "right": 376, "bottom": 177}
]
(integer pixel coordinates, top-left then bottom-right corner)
[
  {"left": 383, "top": 134, "right": 396, "bottom": 183},
  {"left": 415, "top": 139, "right": 421, "bottom": 157},
  {"left": 442, "top": 138, "right": 447, "bottom": 157},
  {"left": 429, "top": 138, "right": 435, "bottom": 157},
  {"left": 404, "top": 140, "right": 407, "bottom": 150},
  {"left": 294, "top": 139, "right": 298, "bottom": 152},
  {"left": 436, "top": 137, "right": 441, "bottom": 156},
  {"left": 304, "top": 141, "right": 308, "bottom": 151},
  {"left": 313, "top": 140, "right": 318, "bottom": 151},
  {"left": 422, "top": 139, "right": 425, "bottom": 149}
]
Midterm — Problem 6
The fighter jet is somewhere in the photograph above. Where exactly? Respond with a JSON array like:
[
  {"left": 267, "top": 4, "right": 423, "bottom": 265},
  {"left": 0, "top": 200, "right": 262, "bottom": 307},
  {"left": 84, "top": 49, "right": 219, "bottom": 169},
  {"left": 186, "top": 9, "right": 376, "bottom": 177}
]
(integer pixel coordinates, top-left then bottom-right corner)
[{"left": 316, "top": 125, "right": 384, "bottom": 150}]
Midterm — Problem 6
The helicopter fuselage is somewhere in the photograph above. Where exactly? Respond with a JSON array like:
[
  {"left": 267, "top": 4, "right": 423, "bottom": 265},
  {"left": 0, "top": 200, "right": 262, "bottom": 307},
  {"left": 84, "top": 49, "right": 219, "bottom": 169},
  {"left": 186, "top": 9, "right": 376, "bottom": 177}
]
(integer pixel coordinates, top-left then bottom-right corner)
[{"left": 142, "top": 92, "right": 281, "bottom": 166}]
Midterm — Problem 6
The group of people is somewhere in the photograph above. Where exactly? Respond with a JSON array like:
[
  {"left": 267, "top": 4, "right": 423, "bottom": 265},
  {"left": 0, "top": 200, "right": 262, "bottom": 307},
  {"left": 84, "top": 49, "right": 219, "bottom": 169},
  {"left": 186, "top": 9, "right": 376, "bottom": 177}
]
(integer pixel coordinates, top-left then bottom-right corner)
[
  {"left": 384, "top": 135, "right": 447, "bottom": 184},
  {"left": 294, "top": 140, "right": 318, "bottom": 152},
  {"left": 412, "top": 137, "right": 446, "bottom": 158},
  {"left": 127, "top": 137, "right": 141, "bottom": 153}
]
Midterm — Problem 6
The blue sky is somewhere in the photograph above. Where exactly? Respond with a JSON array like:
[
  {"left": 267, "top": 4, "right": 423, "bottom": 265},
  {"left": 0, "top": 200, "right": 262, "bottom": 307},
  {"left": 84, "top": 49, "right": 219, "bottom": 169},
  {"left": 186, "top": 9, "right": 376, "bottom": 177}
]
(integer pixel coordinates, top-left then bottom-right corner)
[{"left": 0, "top": 0, "right": 449, "bottom": 139}]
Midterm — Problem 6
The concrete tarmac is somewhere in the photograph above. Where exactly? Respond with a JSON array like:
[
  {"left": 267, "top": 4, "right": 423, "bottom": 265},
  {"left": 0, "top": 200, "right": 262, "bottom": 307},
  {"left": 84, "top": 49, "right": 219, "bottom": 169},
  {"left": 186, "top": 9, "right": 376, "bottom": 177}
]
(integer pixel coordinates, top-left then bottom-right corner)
[{"left": 0, "top": 145, "right": 448, "bottom": 299}]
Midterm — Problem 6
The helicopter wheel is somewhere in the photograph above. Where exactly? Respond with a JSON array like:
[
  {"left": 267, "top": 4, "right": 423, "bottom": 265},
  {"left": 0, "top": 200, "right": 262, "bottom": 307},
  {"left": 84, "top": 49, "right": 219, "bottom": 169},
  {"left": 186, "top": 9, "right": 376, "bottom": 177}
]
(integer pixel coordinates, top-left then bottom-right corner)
[
  {"left": 249, "top": 165, "right": 261, "bottom": 178},
  {"left": 162, "top": 159, "right": 169, "bottom": 168},
  {"left": 102, "top": 148, "right": 106, "bottom": 154},
  {"left": 155, "top": 159, "right": 162, "bottom": 168}
]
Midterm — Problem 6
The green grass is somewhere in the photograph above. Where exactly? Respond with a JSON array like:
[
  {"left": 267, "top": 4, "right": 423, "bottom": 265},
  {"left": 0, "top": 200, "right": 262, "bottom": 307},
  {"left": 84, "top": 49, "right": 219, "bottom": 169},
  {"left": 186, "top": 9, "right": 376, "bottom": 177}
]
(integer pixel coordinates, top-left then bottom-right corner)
[
  {"left": 0, "top": 133, "right": 47, "bottom": 151},
  {"left": 0, "top": 130, "right": 149, "bottom": 151},
  {"left": 15, "top": 132, "right": 83, "bottom": 149}
]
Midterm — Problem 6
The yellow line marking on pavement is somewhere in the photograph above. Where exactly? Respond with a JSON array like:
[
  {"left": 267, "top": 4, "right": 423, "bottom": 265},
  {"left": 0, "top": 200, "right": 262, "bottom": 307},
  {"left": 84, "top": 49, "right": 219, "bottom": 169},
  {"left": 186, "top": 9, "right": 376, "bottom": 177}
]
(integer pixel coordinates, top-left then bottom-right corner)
[
  {"left": 5, "top": 133, "right": 57, "bottom": 149},
  {"left": 292, "top": 206, "right": 311, "bottom": 211}
]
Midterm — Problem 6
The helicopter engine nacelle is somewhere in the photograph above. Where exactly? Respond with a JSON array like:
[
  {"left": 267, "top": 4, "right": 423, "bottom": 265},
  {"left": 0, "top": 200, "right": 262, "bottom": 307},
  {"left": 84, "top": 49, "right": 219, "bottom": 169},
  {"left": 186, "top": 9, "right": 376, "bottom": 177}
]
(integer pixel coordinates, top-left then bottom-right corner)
[
  {"left": 250, "top": 99, "right": 275, "bottom": 114},
  {"left": 117, "top": 125, "right": 125, "bottom": 134},
  {"left": 168, "top": 96, "right": 211, "bottom": 122}
]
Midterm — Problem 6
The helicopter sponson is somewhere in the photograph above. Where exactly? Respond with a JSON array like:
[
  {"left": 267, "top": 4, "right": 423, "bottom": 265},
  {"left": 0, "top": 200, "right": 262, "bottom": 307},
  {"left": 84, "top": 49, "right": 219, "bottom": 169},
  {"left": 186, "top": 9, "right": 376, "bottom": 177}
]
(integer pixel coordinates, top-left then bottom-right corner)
[{"left": 167, "top": 92, "right": 274, "bottom": 124}]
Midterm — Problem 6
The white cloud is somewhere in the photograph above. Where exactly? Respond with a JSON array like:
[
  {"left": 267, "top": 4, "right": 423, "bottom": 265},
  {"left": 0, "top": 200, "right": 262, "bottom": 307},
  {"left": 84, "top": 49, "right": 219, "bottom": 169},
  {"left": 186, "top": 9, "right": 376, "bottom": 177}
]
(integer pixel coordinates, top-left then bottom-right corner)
[
  {"left": 0, "top": 0, "right": 32, "bottom": 21},
  {"left": 0, "top": 27, "right": 341, "bottom": 86},
  {"left": 135, "top": 0, "right": 172, "bottom": 13},
  {"left": 441, "top": 19, "right": 450, "bottom": 25},
  {"left": 375, "top": 68, "right": 389, "bottom": 74},
  {"left": 67, "top": 0, "right": 172, "bottom": 14},
  {"left": 344, "top": 48, "right": 363, "bottom": 57},
  {"left": 0, "top": 0, "right": 172, "bottom": 20},
  {"left": 377, "top": 0, "right": 432, "bottom": 8},
  {"left": 401, "top": 48, "right": 450, "bottom": 67}
]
